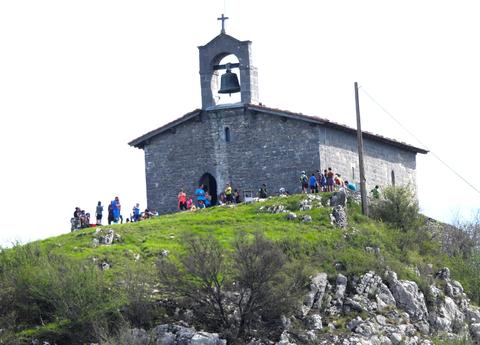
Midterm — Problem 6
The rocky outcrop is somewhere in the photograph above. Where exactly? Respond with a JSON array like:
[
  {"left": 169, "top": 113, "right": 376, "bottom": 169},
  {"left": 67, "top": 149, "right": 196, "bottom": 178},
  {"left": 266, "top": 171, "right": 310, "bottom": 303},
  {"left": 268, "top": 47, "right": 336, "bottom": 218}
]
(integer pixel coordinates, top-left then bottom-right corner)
[
  {"left": 93, "top": 228, "right": 121, "bottom": 246},
  {"left": 287, "top": 268, "right": 480, "bottom": 345},
  {"left": 331, "top": 206, "right": 348, "bottom": 228},
  {"left": 385, "top": 270, "right": 428, "bottom": 321},
  {"left": 91, "top": 324, "right": 226, "bottom": 345},
  {"left": 151, "top": 325, "right": 226, "bottom": 345},
  {"left": 330, "top": 189, "right": 347, "bottom": 208},
  {"left": 78, "top": 267, "right": 480, "bottom": 345}
]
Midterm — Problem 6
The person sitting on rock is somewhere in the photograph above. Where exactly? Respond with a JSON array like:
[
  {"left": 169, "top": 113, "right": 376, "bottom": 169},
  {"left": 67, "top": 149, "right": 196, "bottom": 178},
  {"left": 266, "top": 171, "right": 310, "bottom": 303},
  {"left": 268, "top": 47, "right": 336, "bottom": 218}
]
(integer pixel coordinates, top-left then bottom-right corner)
[
  {"left": 234, "top": 189, "right": 241, "bottom": 204},
  {"left": 186, "top": 197, "right": 194, "bottom": 210},
  {"left": 204, "top": 192, "right": 212, "bottom": 207}
]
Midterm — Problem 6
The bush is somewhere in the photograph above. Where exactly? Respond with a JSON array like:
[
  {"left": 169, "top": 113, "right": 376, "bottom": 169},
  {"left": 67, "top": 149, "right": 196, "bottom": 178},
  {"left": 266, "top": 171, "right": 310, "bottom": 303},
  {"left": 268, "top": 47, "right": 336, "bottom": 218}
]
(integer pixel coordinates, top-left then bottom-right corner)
[
  {"left": 370, "top": 185, "right": 422, "bottom": 231},
  {"left": 449, "top": 250, "right": 480, "bottom": 305},
  {"left": 0, "top": 244, "right": 117, "bottom": 344},
  {"left": 117, "top": 262, "right": 162, "bottom": 328},
  {"left": 156, "top": 232, "right": 307, "bottom": 343}
]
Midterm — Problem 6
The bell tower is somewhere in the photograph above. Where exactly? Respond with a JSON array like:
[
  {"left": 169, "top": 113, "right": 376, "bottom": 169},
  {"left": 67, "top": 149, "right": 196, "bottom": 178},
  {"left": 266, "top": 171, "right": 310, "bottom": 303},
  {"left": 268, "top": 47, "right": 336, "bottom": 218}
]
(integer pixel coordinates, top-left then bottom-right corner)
[{"left": 198, "top": 14, "right": 259, "bottom": 109}]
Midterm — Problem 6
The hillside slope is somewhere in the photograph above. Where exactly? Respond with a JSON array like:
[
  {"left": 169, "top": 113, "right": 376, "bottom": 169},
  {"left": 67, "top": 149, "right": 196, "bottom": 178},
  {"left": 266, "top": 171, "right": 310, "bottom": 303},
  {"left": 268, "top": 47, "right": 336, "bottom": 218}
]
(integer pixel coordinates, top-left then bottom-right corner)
[{"left": 0, "top": 192, "right": 479, "bottom": 345}]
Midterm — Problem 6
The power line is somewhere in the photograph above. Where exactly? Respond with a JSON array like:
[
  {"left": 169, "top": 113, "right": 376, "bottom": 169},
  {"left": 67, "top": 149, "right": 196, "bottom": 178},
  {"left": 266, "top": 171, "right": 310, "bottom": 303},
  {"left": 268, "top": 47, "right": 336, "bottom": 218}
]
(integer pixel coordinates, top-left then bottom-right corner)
[{"left": 359, "top": 86, "right": 480, "bottom": 196}]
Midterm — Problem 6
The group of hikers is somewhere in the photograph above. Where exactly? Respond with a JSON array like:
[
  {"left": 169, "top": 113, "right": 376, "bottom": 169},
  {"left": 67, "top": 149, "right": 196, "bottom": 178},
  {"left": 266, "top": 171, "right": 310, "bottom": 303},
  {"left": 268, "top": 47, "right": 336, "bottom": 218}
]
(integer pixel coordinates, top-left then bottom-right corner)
[
  {"left": 299, "top": 167, "right": 358, "bottom": 194},
  {"left": 299, "top": 167, "right": 381, "bottom": 198},
  {"left": 177, "top": 182, "right": 244, "bottom": 211},
  {"left": 70, "top": 207, "right": 91, "bottom": 230},
  {"left": 175, "top": 167, "right": 382, "bottom": 212},
  {"left": 71, "top": 166, "right": 383, "bottom": 229},
  {"left": 71, "top": 196, "right": 157, "bottom": 230}
]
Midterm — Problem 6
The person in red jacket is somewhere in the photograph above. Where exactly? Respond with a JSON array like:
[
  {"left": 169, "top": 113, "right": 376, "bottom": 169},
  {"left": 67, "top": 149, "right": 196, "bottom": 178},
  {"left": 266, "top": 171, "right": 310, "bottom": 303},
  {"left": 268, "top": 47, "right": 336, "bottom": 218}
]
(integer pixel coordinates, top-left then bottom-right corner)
[{"left": 178, "top": 188, "right": 187, "bottom": 211}]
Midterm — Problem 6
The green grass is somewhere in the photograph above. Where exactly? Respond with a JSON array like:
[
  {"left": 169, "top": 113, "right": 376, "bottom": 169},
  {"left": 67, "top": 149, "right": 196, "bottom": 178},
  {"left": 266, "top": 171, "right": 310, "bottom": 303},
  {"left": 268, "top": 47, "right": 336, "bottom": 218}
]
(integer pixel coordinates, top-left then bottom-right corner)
[
  {"left": 23, "top": 194, "right": 447, "bottom": 281},
  {"left": 0, "top": 193, "right": 474, "bottom": 343}
]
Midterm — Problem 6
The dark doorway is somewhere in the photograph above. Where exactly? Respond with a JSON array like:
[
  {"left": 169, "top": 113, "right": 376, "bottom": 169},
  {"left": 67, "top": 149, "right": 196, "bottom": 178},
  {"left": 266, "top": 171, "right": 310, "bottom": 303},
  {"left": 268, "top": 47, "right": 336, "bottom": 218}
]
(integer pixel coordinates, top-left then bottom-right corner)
[{"left": 199, "top": 173, "right": 218, "bottom": 206}]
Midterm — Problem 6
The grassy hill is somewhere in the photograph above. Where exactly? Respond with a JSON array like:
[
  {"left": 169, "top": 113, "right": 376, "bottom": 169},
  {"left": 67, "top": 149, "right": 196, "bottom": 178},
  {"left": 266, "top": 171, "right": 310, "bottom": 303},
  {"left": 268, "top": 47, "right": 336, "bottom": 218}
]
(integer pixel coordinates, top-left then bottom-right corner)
[{"left": 0, "top": 192, "right": 478, "bottom": 344}]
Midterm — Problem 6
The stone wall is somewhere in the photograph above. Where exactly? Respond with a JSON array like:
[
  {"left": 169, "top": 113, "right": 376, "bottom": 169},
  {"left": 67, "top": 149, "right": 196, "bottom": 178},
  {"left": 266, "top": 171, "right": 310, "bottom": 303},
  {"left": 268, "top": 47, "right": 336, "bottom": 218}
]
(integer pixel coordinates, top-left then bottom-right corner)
[
  {"left": 319, "top": 126, "right": 417, "bottom": 191},
  {"left": 143, "top": 108, "right": 418, "bottom": 214}
]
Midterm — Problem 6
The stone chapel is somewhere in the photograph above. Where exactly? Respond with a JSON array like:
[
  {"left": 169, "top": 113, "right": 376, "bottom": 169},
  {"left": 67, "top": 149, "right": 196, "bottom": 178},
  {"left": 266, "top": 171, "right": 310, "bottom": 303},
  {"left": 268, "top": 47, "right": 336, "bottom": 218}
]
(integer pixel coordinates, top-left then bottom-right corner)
[{"left": 129, "top": 21, "right": 427, "bottom": 214}]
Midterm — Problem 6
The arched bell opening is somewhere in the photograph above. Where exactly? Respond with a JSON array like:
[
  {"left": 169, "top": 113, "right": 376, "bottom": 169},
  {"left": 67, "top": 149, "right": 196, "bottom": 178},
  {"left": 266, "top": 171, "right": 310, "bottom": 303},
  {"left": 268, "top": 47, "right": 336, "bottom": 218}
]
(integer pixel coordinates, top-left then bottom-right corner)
[
  {"left": 199, "top": 173, "right": 218, "bottom": 206},
  {"left": 211, "top": 54, "right": 241, "bottom": 106}
]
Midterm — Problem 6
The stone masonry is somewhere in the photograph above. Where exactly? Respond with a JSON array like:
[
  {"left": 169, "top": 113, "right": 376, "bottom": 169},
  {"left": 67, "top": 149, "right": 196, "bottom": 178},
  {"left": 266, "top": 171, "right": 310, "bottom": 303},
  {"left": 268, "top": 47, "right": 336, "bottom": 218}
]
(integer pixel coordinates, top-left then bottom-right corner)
[
  {"left": 133, "top": 105, "right": 424, "bottom": 215},
  {"left": 129, "top": 31, "right": 426, "bottom": 214}
]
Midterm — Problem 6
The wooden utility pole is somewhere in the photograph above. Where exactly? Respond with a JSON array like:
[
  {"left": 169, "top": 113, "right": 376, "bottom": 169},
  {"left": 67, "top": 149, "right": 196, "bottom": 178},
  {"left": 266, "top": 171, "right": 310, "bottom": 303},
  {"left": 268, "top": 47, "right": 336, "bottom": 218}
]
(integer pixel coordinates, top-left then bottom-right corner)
[{"left": 355, "top": 82, "right": 369, "bottom": 216}]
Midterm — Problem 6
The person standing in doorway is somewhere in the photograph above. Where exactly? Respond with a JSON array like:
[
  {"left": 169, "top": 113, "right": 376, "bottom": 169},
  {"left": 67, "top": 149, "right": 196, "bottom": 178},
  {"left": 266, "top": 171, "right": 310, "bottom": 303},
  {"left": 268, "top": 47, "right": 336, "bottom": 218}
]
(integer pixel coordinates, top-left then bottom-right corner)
[{"left": 195, "top": 184, "right": 206, "bottom": 207}]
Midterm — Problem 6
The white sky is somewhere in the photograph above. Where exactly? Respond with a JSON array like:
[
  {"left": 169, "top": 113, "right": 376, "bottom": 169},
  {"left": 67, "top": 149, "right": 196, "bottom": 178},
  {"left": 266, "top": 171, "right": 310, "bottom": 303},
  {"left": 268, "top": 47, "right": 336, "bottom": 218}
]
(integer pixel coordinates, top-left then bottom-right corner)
[{"left": 1, "top": 0, "right": 479, "bottom": 246}]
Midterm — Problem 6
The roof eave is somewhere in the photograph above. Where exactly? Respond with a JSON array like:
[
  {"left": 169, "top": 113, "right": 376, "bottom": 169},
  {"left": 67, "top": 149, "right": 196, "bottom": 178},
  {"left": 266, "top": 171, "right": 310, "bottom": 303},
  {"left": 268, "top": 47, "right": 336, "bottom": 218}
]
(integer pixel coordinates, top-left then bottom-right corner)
[{"left": 128, "top": 109, "right": 202, "bottom": 149}]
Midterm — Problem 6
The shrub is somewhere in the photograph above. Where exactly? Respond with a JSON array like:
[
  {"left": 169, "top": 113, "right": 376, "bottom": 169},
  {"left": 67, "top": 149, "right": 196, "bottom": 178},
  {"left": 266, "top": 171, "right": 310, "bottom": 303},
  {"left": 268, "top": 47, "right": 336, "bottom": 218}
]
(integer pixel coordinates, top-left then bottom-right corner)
[
  {"left": 0, "top": 244, "right": 117, "bottom": 344},
  {"left": 156, "top": 232, "right": 307, "bottom": 343},
  {"left": 370, "top": 185, "right": 422, "bottom": 231},
  {"left": 449, "top": 250, "right": 480, "bottom": 305},
  {"left": 117, "top": 262, "right": 161, "bottom": 328}
]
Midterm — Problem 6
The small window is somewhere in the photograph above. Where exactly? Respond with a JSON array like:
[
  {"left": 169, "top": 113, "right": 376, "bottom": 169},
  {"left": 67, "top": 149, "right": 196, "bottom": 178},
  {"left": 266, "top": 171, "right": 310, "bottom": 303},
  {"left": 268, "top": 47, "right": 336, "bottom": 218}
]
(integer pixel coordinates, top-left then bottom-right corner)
[
  {"left": 225, "top": 127, "right": 231, "bottom": 142},
  {"left": 352, "top": 166, "right": 355, "bottom": 180},
  {"left": 391, "top": 170, "right": 396, "bottom": 186}
]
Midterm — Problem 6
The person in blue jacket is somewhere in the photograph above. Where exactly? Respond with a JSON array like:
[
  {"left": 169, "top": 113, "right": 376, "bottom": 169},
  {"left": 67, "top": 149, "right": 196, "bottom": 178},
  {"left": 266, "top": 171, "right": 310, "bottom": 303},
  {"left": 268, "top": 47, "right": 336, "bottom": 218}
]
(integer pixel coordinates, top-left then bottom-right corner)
[
  {"left": 195, "top": 184, "right": 206, "bottom": 208},
  {"left": 345, "top": 180, "right": 357, "bottom": 192},
  {"left": 309, "top": 173, "right": 318, "bottom": 193},
  {"left": 132, "top": 203, "right": 141, "bottom": 222},
  {"left": 111, "top": 196, "right": 121, "bottom": 223}
]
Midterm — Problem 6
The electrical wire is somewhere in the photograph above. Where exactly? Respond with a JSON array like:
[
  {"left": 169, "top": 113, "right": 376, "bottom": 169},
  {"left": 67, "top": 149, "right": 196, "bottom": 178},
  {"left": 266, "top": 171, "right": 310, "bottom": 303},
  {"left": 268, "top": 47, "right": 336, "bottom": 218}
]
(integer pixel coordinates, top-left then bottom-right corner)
[{"left": 359, "top": 85, "right": 480, "bottom": 196}]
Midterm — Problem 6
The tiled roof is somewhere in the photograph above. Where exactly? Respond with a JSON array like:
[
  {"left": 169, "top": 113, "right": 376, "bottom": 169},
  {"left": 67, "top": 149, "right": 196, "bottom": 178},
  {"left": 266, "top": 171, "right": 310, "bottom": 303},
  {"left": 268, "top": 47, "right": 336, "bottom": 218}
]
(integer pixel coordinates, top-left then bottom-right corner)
[{"left": 128, "top": 104, "right": 428, "bottom": 154}]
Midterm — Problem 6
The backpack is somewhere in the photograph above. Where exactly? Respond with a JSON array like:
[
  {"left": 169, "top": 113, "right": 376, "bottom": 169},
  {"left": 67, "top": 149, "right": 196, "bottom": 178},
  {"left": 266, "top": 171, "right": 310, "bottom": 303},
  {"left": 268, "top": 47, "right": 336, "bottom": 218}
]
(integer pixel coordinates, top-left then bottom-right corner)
[{"left": 301, "top": 174, "right": 307, "bottom": 183}]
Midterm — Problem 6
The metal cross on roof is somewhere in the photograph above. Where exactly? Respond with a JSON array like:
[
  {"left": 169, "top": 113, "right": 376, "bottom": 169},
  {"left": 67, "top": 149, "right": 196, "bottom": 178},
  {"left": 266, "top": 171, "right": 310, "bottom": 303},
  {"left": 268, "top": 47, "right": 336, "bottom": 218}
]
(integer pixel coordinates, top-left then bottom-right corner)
[{"left": 217, "top": 13, "right": 229, "bottom": 34}]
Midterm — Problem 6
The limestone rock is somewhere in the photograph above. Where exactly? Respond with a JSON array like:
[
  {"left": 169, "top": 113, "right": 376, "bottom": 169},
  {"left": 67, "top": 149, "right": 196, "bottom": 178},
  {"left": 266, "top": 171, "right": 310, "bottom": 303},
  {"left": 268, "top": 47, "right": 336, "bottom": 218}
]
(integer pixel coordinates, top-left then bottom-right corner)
[
  {"left": 152, "top": 324, "right": 226, "bottom": 345},
  {"left": 330, "top": 188, "right": 347, "bottom": 207},
  {"left": 98, "top": 229, "right": 115, "bottom": 245},
  {"left": 261, "top": 204, "right": 287, "bottom": 214},
  {"left": 299, "top": 199, "right": 313, "bottom": 211},
  {"left": 286, "top": 212, "right": 297, "bottom": 221},
  {"left": 303, "top": 273, "right": 328, "bottom": 315},
  {"left": 276, "top": 331, "right": 296, "bottom": 345},
  {"left": 385, "top": 270, "right": 428, "bottom": 321},
  {"left": 435, "top": 267, "right": 450, "bottom": 280},
  {"left": 335, "top": 274, "right": 348, "bottom": 300},
  {"left": 470, "top": 323, "right": 480, "bottom": 344},
  {"left": 301, "top": 215, "right": 312, "bottom": 223},
  {"left": 307, "top": 314, "right": 323, "bottom": 330},
  {"left": 332, "top": 205, "right": 348, "bottom": 228}
]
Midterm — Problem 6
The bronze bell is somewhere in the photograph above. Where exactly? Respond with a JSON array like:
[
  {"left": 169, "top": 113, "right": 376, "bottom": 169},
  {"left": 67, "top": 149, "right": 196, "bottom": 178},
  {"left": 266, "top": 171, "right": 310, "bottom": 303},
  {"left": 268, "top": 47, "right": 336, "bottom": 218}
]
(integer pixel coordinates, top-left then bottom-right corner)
[{"left": 218, "top": 69, "right": 240, "bottom": 94}]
